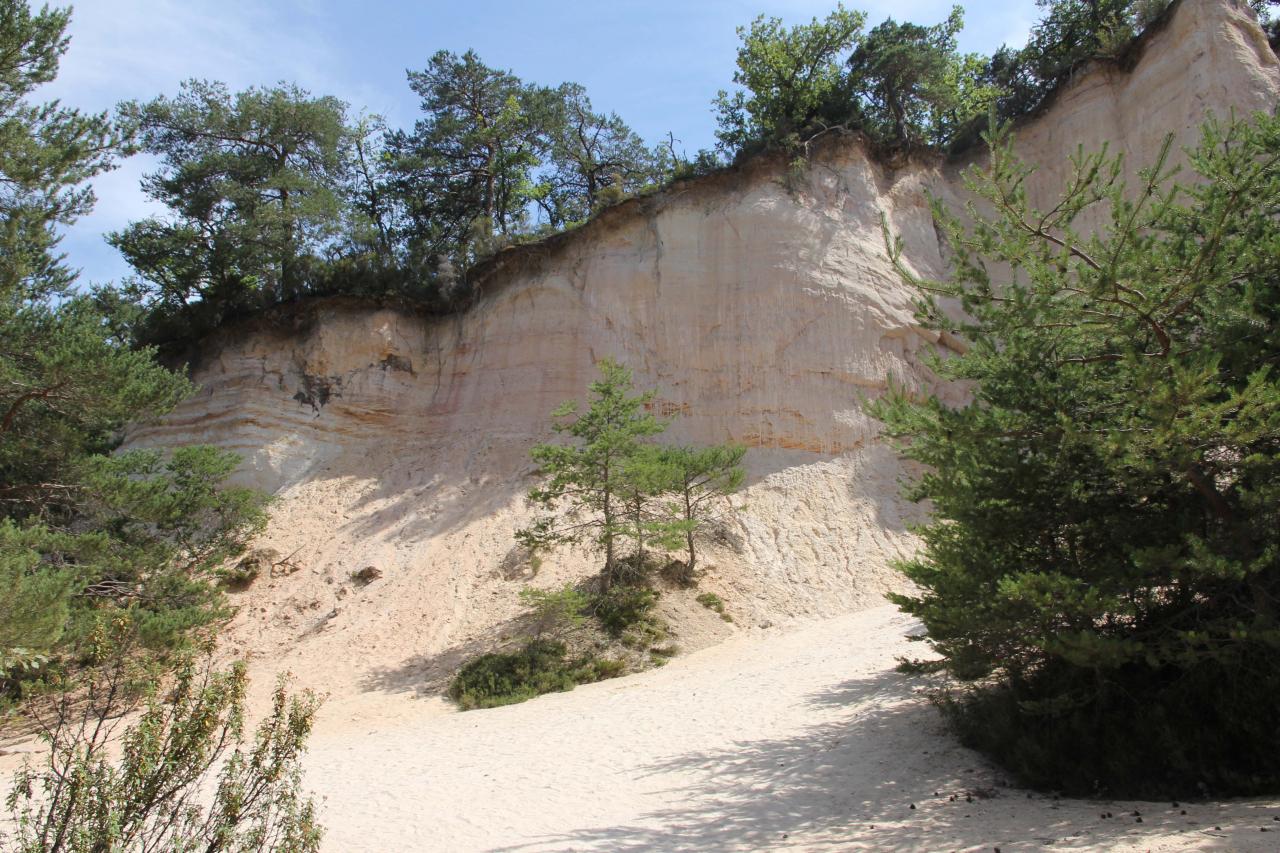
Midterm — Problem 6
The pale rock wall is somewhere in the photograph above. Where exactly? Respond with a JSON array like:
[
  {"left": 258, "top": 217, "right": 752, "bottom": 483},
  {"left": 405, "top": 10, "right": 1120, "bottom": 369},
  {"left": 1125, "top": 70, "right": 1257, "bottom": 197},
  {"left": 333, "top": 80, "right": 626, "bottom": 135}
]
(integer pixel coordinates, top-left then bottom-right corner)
[{"left": 126, "top": 0, "right": 1279, "bottom": 702}]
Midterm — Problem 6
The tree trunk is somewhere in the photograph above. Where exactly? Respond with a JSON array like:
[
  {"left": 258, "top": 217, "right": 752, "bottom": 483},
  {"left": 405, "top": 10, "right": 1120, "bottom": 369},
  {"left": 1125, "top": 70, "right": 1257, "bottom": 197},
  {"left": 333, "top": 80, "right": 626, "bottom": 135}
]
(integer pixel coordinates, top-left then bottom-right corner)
[
  {"left": 485, "top": 144, "right": 497, "bottom": 232},
  {"left": 684, "top": 486, "right": 697, "bottom": 572},
  {"left": 633, "top": 497, "right": 645, "bottom": 570},
  {"left": 602, "top": 505, "right": 615, "bottom": 589}
]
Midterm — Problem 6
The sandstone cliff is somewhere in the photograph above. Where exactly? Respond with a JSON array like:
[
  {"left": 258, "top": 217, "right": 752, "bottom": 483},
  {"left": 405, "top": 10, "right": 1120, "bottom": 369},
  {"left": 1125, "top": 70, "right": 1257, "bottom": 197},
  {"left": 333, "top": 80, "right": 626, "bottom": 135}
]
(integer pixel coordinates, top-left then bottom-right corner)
[{"left": 126, "top": 0, "right": 1280, "bottom": 703}]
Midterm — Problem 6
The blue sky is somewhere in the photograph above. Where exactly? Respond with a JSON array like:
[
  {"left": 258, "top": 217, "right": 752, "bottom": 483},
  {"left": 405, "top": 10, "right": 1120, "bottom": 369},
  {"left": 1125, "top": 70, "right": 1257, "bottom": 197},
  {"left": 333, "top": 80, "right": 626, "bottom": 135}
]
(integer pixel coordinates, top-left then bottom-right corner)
[{"left": 48, "top": 0, "right": 1040, "bottom": 286}]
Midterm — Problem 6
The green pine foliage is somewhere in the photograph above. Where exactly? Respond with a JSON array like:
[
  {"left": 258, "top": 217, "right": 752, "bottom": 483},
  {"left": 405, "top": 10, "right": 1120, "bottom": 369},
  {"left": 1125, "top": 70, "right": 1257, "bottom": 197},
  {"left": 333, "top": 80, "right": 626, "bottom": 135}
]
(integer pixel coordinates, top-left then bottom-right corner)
[
  {"left": 875, "top": 113, "right": 1280, "bottom": 797},
  {"left": 0, "top": 522, "right": 73, "bottom": 680},
  {"left": 847, "top": 8, "right": 1000, "bottom": 149},
  {"left": 0, "top": 0, "right": 116, "bottom": 299},
  {"left": 110, "top": 80, "right": 361, "bottom": 342},
  {"left": 712, "top": 5, "right": 868, "bottom": 155},
  {"left": 474, "top": 362, "right": 744, "bottom": 710},
  {"left": 518, "top": 583, "right": 589, "bottom": 639},
  {"left": 0, "top": 446, "right": 268, "bottom": 698},
  {"left": 114, "top": 51, "right": 676, "bottom": 347},
  {"left": 591, "top": 584, "right": 659, "bottom": 636},
  {"left": 0, "top": 0, "right": 270, "bottom": 703},
  {"left": 711, "top": 2, "right": 1235, "bottom": 158},
  {"left": 714, "top": 4, "right": 998, "bottom": 155},
  {"left": 449, "top": 577, "right": 658, "bottom": 710},
  {"left": 517, "top": 358, "right": 668, "bottom": 587},
  {"left": 517, "top": 359, "right": 745, "bottom": 588},
  {"left": 660, "top": 445, "right": 747, "bottom": 577}
]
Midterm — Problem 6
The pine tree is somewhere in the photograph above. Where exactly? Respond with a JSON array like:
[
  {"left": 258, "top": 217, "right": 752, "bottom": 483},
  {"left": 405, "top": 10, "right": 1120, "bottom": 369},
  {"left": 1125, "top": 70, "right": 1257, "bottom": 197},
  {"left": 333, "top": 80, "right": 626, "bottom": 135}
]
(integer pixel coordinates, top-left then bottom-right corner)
[
  {"left": 517, "top": 359, "right": 666, "bottom": 587},
  {"left": 713, "top": 6, "right": 866, "bottom": 154},
  {"left": 660, "top": 445, "right": 746, "bottom": 578},
  {"left": 614, "top": 445, "right": 680, "bottom": 573},
  {"left": 0, "top": 1, "right": 268, "bottom": 696},
  {"left": 0, "top": 0, "right": 116, "bottom": 300},
  {"left": 876, "top": 114, "right": 1280, "bottom": 796},
  {"left": 111, "top": 80, "right": 354, "bottom": 337}
]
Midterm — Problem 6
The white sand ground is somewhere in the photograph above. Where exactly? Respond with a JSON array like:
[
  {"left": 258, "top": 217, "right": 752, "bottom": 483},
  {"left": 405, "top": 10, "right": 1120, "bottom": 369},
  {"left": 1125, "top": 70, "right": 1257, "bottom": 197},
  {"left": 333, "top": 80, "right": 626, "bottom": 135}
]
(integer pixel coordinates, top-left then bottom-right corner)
[{"left": 303, "top": 605, "right": 1280, "bottom": 852}]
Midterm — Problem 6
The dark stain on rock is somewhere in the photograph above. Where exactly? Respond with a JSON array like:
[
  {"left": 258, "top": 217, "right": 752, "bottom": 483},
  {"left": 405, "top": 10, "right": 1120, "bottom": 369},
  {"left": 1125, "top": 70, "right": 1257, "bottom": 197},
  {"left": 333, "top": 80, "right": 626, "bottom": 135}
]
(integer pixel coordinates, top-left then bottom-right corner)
[
  {"left": 294, "top": 374, "right": 343, "bottom": 411},
  {"left": 380, "top": 354, "right": 415, "bottom": 375}
]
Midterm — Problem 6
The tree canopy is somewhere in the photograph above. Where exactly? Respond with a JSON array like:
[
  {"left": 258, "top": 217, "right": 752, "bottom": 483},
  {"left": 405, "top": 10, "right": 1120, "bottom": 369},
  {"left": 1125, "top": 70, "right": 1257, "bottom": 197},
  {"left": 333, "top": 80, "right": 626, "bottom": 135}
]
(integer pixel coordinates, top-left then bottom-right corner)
[
  {"left": 91, "top": 1, "right": 1244, "bottom": 347},
  {"left": 876, "top": 113, "right": 1280, "bottom": 796},
  {"left": 0, "top": 0, "right": 267, "bottom": 700},
  {"left": 111, "top": 81, "right": 356, "bottom": 337},
  {"left": 713, "top": 6, "right": 867, "bottom": 154},
  {"left": 518, "top": 359, "right": 744, "bottom": 589},
  {"left": 713, "top": 1, "right": 1202, "bottom": 156},
  {"left": 848, "top": 8, "right": 998, "bottom": 148}
]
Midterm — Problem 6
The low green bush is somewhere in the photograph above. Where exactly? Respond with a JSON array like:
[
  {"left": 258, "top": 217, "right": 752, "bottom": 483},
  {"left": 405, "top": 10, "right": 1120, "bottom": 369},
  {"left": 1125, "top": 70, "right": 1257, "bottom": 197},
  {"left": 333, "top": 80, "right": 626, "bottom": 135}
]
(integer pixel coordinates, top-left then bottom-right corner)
[
  {"left": 696, "top": 591, "right": 733, "bottom": 622},
  {"left": 695, "top": 592, "right": 724, "bottom": 612},
  {"left": 592, "top": 584, "right": 657, "bottom": 635},
  {"left": 620, "top": 617, "right": 668, "bottom": 650},
  {"left": 448, "top": 640, "right": 625, "bottom": 710},
  {"left": 940, "top": 655, "right": 1280, "bottom": 798}
]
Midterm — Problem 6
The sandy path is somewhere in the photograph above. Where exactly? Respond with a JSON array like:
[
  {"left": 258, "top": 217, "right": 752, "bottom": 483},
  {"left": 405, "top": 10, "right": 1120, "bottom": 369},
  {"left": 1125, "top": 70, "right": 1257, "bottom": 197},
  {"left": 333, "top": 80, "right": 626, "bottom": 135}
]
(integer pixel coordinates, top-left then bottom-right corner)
[{"left": 304, "top": 606, "right": 1279, "bottom": 852}]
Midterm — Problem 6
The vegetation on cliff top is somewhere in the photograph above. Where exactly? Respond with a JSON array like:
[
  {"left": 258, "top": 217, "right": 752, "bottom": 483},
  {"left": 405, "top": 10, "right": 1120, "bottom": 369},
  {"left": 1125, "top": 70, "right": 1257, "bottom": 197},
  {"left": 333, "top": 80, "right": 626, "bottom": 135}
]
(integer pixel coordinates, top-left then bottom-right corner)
[{"left": 97, "top": 0, "right": 1273, "bottom": 348}]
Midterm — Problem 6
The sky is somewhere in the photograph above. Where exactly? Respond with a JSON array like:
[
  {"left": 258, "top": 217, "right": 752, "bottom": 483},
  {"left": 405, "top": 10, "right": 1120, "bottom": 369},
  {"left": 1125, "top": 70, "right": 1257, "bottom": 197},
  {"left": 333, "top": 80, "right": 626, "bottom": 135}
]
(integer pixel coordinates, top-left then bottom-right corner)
[{"left": 46, "top": 0, "right": 1042, "bottom": 287}]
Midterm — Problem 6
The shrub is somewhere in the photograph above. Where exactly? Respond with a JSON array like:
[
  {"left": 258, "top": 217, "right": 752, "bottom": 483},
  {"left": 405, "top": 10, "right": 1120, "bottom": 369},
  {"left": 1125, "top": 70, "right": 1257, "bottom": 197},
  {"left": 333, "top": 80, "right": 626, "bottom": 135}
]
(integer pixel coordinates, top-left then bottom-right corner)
[
  {"left": 592, "top": 584, "right": 657, "bottom": 635},
  {"left": 696, "top": 592, "right": 735, "bottom": 622},
  {"left": 216, "top": 563, "right": 259, "bottom": 588},
  {"left": 620, "top": 617, "right": 668, "bottom": 650},
  {"left": 518, "top": 584, "right": 588, "bottom": 638},
  {"left": 695, "top": 592, "right": 724, "bottom": 612},
  {"left": 448, "top": 640, "right": 625, "bottom": 710},
  {"left": 7, "top": 652, "right": 322, "bottom": 852},
  {"left": 217, "top": 548, "right": 277, "bottom": 589},
  {"left": 877, "top": 115, "right": 1280, "bottom": 796}
]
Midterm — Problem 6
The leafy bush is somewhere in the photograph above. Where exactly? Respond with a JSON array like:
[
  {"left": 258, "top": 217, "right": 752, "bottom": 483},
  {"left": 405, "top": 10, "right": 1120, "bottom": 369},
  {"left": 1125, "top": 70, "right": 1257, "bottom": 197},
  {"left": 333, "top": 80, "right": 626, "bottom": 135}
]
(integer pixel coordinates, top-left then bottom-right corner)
[
  {"left": 696, "top": 592, "right": 735, "bottom": 623},
  {"left": 695, "top": 592, "right": 724, "bottom": 612},
  {"left": 6, "top": 651, "right": 322, "bottom": 852},
  {"left": 448, "top": 640, "right": 623, "bottom": 710},
  {"left": 591, "top": 584, "right": 658, "bottom": 635}
]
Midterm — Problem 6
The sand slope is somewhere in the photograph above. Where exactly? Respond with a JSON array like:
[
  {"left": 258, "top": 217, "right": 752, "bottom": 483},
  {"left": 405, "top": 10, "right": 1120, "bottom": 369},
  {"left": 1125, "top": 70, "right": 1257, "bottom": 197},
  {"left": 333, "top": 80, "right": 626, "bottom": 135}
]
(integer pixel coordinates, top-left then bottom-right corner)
[{"left": 304, "top": 606, "right": 1279, "bottom": 852}]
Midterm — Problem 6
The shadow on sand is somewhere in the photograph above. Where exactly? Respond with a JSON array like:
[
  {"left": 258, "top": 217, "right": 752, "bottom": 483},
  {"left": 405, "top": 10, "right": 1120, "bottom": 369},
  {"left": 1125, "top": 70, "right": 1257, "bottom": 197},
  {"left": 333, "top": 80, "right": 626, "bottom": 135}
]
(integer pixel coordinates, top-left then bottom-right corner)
[
  {"left": 487, "top": 667, "right": 1231, "bottom": 852},
  {"left": 357, "top": 612, "right": 539, "bottom": 699}
]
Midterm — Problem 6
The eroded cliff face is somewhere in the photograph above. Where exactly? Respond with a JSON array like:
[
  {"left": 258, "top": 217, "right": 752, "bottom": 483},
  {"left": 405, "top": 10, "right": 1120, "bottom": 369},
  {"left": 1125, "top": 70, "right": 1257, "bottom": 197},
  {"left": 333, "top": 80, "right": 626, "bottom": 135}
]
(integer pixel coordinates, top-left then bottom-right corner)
[{"left": 126, "top": 0, "right": 1280, "bottom": 702}]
